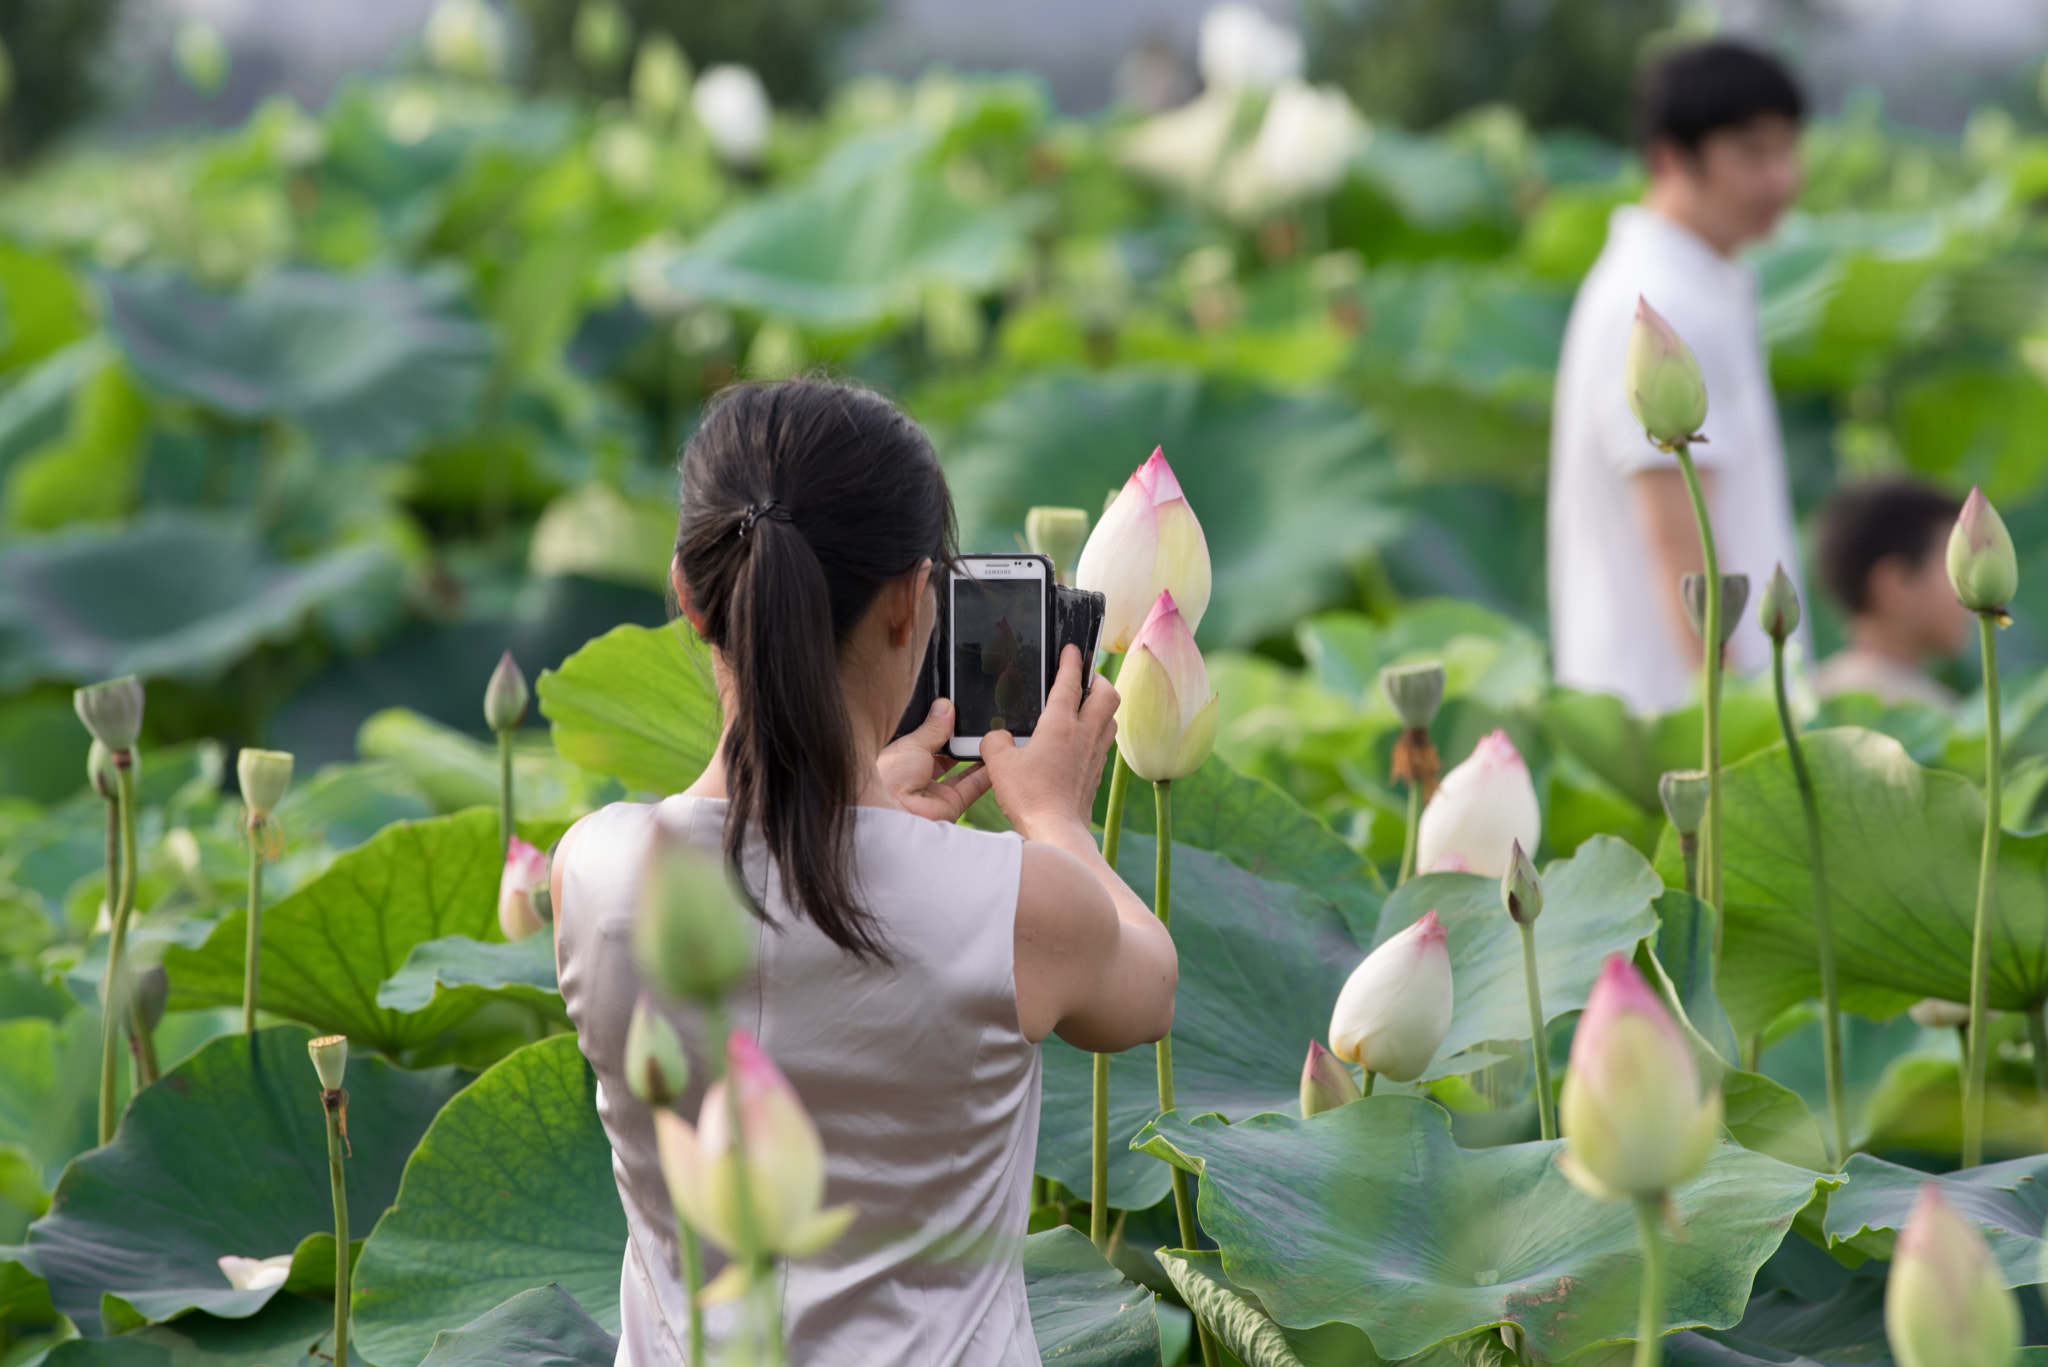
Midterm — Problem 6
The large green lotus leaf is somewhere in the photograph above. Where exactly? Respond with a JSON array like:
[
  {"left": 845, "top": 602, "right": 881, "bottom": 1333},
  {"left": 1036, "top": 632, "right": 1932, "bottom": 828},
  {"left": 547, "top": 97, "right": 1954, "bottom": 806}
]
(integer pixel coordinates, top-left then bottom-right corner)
[
  {"left": 1295, "top": 602, "right": 1548, "bottom": 713},
  {"left": 1688, "top": 728, "right": 2048, "bottom": 1036},
  {"left": 537, "top": 622, "right": 721, "bottom": 795},
  {"left": 414, "top": 1285, "right": 615, "bottom": 1367},
  {"left": 98, "top": 267, "right": 493, "bottom": 459},
  {"left": 944, "top": 370, "right": 1405, "bottom": 649},
  {"left": 0, "top": 513, "right": 395, "bottom": 688},
  {"left": 1022, "top": 1226, "right": 1162, "bottom": 1367},
  {"left": 0, "top": 1013, "right": 102, "bottom": 1189},
  {"left": 1538, "top": 689, "right": 1785, "bottom": 817},
  {"left": 652, "top": 126, "right": 1027, "bottom": 331},
  {"left": 376, "top": 935, "right": 565, "bottom": 1022},
  {"left": 351, "top": 1035, "right": 627, "bottom": 1367},
  {"left": 39, "top": 1292, "right": 352, "bottom": 1366},
  {"left": 163, "top": 810, "right": 508, "bottom": 1051},
  {"left": 1140, "top": 1099, "right": 1830, "bottom": 1362},
  {"left": 1373, "top": 836, "right": 1664, "bottom": 1065},
  {"left": 354, "top": 707, "right": 609, "bottom": 821},
  {"left": 27, "top": 1025, "right": 466, "bottom": 1334},
  {"left": 1822, "top": 1151, "right": 2048, "bottom": 1280}
]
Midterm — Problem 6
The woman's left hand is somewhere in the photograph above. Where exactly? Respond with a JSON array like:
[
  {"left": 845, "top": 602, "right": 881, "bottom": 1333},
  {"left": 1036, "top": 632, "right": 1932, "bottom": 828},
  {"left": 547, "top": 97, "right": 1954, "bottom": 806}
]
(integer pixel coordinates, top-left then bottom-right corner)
[{"left": 878, "top": 698, "right": 993, "bottom": 823}]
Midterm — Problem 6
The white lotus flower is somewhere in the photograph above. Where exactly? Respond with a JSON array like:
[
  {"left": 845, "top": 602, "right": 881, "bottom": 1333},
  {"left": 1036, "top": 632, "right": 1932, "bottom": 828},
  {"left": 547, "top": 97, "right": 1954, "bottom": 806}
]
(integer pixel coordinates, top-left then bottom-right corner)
[
  {"left": 1198, "top": 4, "right": 1304, "bottom": 92},
  {"left": 217, "top": 1254, "right": 293, "bottom": 1291},
  {"left": 1416, "top": 729, "right": 1541, "bottom": 879},
  {"left": 1328, "top": 910, "right": 1454, "bottom": 1083},
  {"left": 693, "top": 64, "right": 771, "bottom": 168},
  {"left": 1252, "top": 82, "right": 1363, "bottom": 201}
]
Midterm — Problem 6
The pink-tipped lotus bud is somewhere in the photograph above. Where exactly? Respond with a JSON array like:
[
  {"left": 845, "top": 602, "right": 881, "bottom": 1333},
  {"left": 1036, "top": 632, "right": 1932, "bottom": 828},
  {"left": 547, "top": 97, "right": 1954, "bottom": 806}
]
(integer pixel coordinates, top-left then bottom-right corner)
[
  {"left": 1380, "top": 660, "right": 1445, "bottom": 730},
  {"left": 1115, "top": 591, "right": 1220, "bottom": 783},
  {"left": 74, "top": 676, "right": 144, "bottom": 753},
  {"left": 1758, "top": 564, "right": 1801, "bottom": 644},
  {"left": 484, "top": 651, "right": 530, "bottom": 733},
  {"left": 1884, "top": 1183, "right": 2020, "bottom": 1367},
  {"left": 1025, "top": 507, "right": 1091, "bottom": 586},
  {"left": 1626, "top": 296, "right": 1708, "bottom": 447},
  {"left": 1502, "top": 840, "right": 1541, "bottom": 925},
  {"left": 1948, "top": 486, "right": 2018, "bottom": 615},
  {"left": 634, "top": 823, "right": 755, "bottom": 1003},
  {"left": 498, "top": 837, "right": 549, "bottom": 942},
  {"left": 1559, "top": 955, "right": 1722, "bottom": 1200},
  {"left": 1681, "top": 572, "right": 1749, "bottom": 647},
  {"left": 625, "top": 996, "right": 690, "bottom": 1109},
  {"left": 1658, "top": 770, "right": 1708, "bottom": 836},
  {"left": 1300, "top": 1039, "right": 1363, "bottom": 1117},
  {"left": 1074, "top": 447, "right": 1212, "bottom": 653},
  {"left": 308, "top": 1034, "right": 348, "bottom": 1091},
  {"left": 237, "top": 749, "right": 295, "bottom": 821},
  {"left": 1328, "top": 910, "right": 1454, "bottom": 1083},
  {"left": 1416, "top": 729, "right": 1541, "bottom": 879}
]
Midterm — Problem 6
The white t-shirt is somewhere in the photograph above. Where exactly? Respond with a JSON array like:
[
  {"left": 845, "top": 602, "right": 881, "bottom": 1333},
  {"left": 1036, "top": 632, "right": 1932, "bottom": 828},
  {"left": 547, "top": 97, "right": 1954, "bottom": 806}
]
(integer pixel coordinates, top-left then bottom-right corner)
[{"left": 1547, "top": 205, "right": 1806, "bottom": 715}]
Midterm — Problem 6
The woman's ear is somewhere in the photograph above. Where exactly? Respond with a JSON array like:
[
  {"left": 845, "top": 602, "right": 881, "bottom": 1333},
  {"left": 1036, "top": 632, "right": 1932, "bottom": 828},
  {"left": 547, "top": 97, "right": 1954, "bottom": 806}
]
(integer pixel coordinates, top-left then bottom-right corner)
[{"left": 673, "top": 558, "right": 709, "bottom": 635}]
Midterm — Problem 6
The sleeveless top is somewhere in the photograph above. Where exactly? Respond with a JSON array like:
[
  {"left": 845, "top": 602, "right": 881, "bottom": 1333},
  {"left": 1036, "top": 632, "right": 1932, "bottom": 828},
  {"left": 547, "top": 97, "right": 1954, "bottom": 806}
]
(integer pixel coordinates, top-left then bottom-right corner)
[{"left": 556, "top": 794, "right": 1045, "bottom": 1367}]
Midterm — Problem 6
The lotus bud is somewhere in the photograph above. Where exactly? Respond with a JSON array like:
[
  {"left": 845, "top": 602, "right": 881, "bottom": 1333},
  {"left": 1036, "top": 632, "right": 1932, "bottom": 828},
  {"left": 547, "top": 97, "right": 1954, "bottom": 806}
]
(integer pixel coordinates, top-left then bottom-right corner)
[
  {"left": 632, "top": 34, "right": 691, "bottom": 121},
  {"left": 484, "top": 651, "right": 530, "bottom": 733},
  {"left": 133, "top": 964, "right": 169, "bottom": 1034},
  {"left": 237, "top": 749, "right": 295, "bottom": 821},
  {"left": 625, "top": 996, "right": 690, "bottom": 1108},
  {"left": 1328, "top": 910, "right": 1454, "bottom": 1083},
  {"left": 1380, "top": 661, "right": 1446, "bottom": 730},
  {"left": 1074, "top": 447, "right": 1212, "bottom": 653},
  {"left": 424, "top": 0, "right": 506, "bottom": 79},
  {"left": 1681, "top": 572, "right": 1749, "bottom": 648},
  {"left": 1114, "top": 591, "right": 1220, "bottom": 783},
  {"left": 1502, "top": 840, "right": 1542, "bottom": 925},
  {"left": 1658, "top": 770, "right": 1709, "bottom": 836},
  {"left": 573, "top": 0, "right": 630, "bottom": 71},
  {"left": 88, "top": 740, "right": 119, "bottom": 801},
  {"left": 653, "top": 1030, "right": 857, "bottom": 1279},
  {"left": 1758, "top": 564, "right": 1801, "bottom": 644},
  {"left": 174, "top": 18, "right": 229, "bottom": 95},
  {"left": 635, "top": 824, "right": 755, "bottom": 1004},
  {"left": 1885, "top": 1183, "right": 2020, "bottom": 1367},
  {"left": 693, "top": 64, "right": 771, "bottom": 168},
  {"left": 1948, "top": 486, "right": 2018, "bottom": 616},
  {"left": 498, "top": 837, "right": 549, "bottom": 942},
  {"left": 1908, "top": 998, "right": 1972, "bottom": 1030},
  {"left": 1300, "top": 1039, "right": 1362, "bottom": 1117},
  {"left": 1024, "top": 507, "right": 1091, "bottom": 586},
  {"left": 74, "top": 676, "right": 144, "bottom": 753},
  {"left": 1415, "top": 729, "right": 1541, "bottom": 879},
  {"left": 308, "top": 1034, "right": 348, "bottom": 1091},
  {"left": 1626, "top": 296, "right": 1708, "bottom": 447},
  {"left": 217, "top": 1254, "right": 294, "bottom": 1291},
  {"left": 1560, "top": 955, "right": 1722, "bottom": 1201}
]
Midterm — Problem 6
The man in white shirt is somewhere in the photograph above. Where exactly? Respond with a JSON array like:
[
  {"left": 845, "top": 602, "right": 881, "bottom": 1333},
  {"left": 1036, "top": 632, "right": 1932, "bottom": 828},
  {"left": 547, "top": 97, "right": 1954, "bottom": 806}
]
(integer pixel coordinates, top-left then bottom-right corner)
[{"left": 1548, "top": 42, "right": 1808, "bottom": 714}]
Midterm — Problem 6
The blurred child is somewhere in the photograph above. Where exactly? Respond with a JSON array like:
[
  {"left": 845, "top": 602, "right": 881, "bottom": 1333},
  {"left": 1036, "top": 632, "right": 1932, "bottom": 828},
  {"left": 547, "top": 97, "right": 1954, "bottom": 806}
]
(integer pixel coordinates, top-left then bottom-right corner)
[{"left": 1814, "top": 478, "right": 1968, "bottom": 707}]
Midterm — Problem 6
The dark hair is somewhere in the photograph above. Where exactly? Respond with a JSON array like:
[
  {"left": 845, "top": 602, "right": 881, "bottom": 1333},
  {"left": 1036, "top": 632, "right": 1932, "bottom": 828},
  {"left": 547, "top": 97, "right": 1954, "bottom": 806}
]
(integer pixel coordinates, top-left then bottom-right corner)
[
  {"left": 1635, "top": 41, "right": 1804, "bottom": 153},
  {"left": 675, "top": 378, "right": 956, "bottom": 961},
  {"left": 1818, "top": 478, "right": 1961, "bottom": 615}
]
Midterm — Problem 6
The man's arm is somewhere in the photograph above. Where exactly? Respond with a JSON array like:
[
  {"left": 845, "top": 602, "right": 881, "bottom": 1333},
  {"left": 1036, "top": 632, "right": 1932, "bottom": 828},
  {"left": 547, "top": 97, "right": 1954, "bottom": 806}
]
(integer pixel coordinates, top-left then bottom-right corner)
[{"left": 1631, "top": 465, "right": 1715, "bottom": 668}]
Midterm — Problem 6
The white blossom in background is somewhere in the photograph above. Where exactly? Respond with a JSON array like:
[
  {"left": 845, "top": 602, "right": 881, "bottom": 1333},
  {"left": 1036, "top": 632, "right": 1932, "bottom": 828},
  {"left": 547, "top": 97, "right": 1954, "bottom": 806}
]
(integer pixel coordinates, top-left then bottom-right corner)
[
  {"left": 693, "top": 64, "right": 772, "bottom": 168},
  {"left": 424, "top": 0, "right": 507, "bottom": 80},
  {"left": 1118, "top": 89, "right": 1240, "bottom": 201},
  {"left": 217, "top": 1255, "right": 293, "bottom": 1291},
  {"left": 1253, "top": 82, "right": 1364, "bottom": 201},
  {"left": 1198, "top": 3, "right": 1304, "bottom": 92}
]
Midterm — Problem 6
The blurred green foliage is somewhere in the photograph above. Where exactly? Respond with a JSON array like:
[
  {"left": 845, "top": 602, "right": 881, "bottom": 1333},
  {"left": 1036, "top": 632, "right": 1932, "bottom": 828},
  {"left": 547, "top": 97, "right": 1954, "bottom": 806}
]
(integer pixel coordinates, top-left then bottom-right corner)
[{"left": 0, "top": 0, "right": 125, "bottom": 166}]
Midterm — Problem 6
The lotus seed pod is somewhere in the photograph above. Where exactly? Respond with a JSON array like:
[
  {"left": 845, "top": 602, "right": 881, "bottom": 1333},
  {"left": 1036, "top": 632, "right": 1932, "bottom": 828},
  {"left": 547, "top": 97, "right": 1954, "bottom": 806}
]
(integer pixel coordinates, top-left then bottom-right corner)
[
  {"left": 625, "top": 997, "right": 690, "bottom": 1108},
  {"left": 308, "top": 1034, "right": 348, "bottom": 1091},
  {"left": 1299, "top": 1039, "right": 1362, "bottom": 1117},
  {"left": 1948, "top": 486, "right": 2018, "bottom": 615},
  {"left": 1681, "top": 573, "right": 1749, "bottom": 647},
  {"left": 236, "top": 749, "right": 295, "bottom": 820},
  {"left": 1502, "top": 840, "right": 1542, "bottom": 925},
  {"left": 1658, "top": 770, "right": 1709, "bottom": 836},
  {"left": 1024, "top": 507, "right": 1090, "bottom": 586},
  {"left": 1758, "top": 564, "right": 1801, "bottom": 644},
  {"left": 1380, "top": 660, "right": 1446, "bottom": 730},
  {"left": 74, "top": 676, "right": 144, "bottom": 752},
  {"left": 635, "top": 824, "right": 755, "bottom": 1004},
  {"left": 483, "top": 651, "right": 530, "bottom": 733},
  {"left": 1625, "top": 296, "right": 1708, "bottom": 447},
  {"left": 1885, "top": 1183, "right": 2020, "bottom": 1367}
]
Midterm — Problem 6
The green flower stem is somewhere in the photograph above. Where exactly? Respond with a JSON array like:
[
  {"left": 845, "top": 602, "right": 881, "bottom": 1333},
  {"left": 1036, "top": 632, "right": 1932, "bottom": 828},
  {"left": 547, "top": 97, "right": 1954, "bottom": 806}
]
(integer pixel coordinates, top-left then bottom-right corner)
[
  {"left": 2027, "top": 1005, "right": 2048, "bottom": 1154},
  {"left": 1771, "top": 637, "right": 1847, "bottom": 1169},
  {"left": 1518, "top": 922, "right": 1556, "bottom": 1141},
  {"left": 323, "top": 1089, "right": 349, "bottom": 1367},
  {"left": 98, "top": 758, "right": 139, "bottom": 1146},
  {"left": 497, "top": 729, "right": 515, "bottom": 857},
  {"left": 679, "top": 1221, "right": 707, "bottom": 1366},
  {"left": 1674, "top": 446, "right": 1724, "bottom": 933},
  {"left": 1634, "top": 1198, "right": 1666, "bottom": 1367},
  {"left": 1680, "top": 834, "right": 1698, "bottom": 903},
  {"left": 1964, "top": 611, "right": 2004, "bottom": 1169},
  {"left": 1363, "top": 1070, "right": 1376, "bottom": 1097},
  {"left": 128, "top": 1013, "right": 159, "bottom": 1087},
  {"left": 1398, "top": 779, "right": 1422, "bottom": 887},
  {"left": 243, "top": 831, "right": 264, "bottom": 1034},
  {"left": 1091, "top": 750, "right": 1132, "bottom": 1254}
]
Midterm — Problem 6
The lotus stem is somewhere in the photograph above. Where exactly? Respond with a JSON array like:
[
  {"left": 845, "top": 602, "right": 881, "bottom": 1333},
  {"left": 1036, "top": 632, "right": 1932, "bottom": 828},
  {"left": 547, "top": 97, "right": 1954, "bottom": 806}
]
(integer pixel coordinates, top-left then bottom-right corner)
[
  {"left": 1518, "top": 921, "right": 1556, "bottom": 1140},
  {"left": 1091, "top": 751, "right": 1131, "bottom": 1254},
  {"left": 1634, "top": 1197, "right": 1665, "bottom": 1367},
  {"left": 1679, "top": 834, "right": 1698, "bottom": 903},
  {"left": 243, "top": 831, "right": 264, "bottom": 1034},
  {"left": 323, "top": 1087, "right": 349, "bottom": 1367},
  {"left": 679, "top": 1222, "right": 707, "bottom": 1366},
  {"left": 2028, "top": 1004, "right": 2048, "bottom": 1155},
  {"left": 98, "top": 758, "right": 139, "bottom": 1145},
  {"left": 1399, "top": 779, "right": 1421, "bottom": 887},
  {"left": 1964, "top": 612, "right": 2004, "bottom": 1169},
  {"left": 1771, "top": 639, "right": 1847, "bottom": 1168},
  {"left": 127, "top": 1010, "right": 159, "bottom": 1086},
  {"left": 1154, "top": 779, "right": 1219, "bottom": 1367},
  {"left": 1674, "top": 445, "right": 1724, "bottom": 935},
  {"left": 498, "top": 728, "right": 515, "bottom": 857},
  {"left": 1363, "top": 1070, "right": 1376, "bottom": 1097}
]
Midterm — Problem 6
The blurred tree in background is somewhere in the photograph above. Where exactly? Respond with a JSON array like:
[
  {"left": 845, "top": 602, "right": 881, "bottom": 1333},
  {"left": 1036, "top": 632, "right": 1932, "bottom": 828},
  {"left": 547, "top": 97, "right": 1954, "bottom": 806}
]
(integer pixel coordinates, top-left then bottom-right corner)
[
  {"left": 0, "top": 0, "right": 126, "bottom": 165},
  {"left": 510, "top": 0, "right": 877, "bottom": 106},
  {"left": 1304, "top": 0, "right": 1678, "bottom": 140}
]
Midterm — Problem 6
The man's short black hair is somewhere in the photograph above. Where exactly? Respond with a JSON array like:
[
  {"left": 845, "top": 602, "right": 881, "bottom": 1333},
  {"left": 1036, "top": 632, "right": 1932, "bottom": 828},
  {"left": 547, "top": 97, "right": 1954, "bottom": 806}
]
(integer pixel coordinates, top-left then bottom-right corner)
[
  {"left": 1819, "top": 478, "right": 1961, "bottom": 616},
  {"left": 1636, "top": 41, "right": 1806, "bottom": 153}
]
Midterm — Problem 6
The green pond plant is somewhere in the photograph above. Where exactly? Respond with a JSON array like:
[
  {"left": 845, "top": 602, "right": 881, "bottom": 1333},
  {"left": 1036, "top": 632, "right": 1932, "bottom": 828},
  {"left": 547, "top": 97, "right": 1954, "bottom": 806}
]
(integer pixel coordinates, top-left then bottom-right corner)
[
  {"left": 309, "top": 1032, "right": 351, "bottom": 1367},
  {"left": 485, "top": 650, "right": 530, "bottom": 857},
  {"left": 1380, "top": 659, "right": 1446, "bottom": 886},
  {"left": 75, "top": 675, "right": 145, "bottom": 1145},
  {"left": 1502, "top": 840, "right": 1555, "bottom": 1139},
  {"left": 236, "top": 747, "right": 294, "bottom": 1034}
]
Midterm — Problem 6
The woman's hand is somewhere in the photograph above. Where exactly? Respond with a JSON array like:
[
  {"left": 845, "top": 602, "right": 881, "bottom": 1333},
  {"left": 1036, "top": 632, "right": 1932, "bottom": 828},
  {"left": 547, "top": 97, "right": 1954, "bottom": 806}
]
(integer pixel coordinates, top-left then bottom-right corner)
[
  {"left": 981, "top": 646, "right": 1118, "bottom": 844},
  {"left": 877, "top": 698, "right": 995, "bottom": 823}
]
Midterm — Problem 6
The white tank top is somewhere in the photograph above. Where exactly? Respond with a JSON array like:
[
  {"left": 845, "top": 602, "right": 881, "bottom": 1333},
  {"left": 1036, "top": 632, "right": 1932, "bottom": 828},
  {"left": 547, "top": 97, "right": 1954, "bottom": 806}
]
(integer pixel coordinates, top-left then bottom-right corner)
[{"left": 556, "top": 794, "right": 1044, "bottom": 1366}]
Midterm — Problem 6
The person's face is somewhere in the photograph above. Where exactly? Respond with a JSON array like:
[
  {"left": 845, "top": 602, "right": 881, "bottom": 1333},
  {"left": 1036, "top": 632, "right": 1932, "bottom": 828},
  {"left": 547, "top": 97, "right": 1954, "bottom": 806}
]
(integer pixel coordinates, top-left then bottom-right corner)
[
  {"left": 1688, "top": 115, "right": 1803, "bottom": 246},
  {"left": 1870, "top": 549, "right": 1972, "bottom": 659}
]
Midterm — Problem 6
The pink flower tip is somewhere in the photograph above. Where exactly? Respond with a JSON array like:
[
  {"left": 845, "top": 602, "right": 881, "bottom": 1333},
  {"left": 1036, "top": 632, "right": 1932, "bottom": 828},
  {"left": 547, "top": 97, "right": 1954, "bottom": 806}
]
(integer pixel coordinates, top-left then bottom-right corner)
[
  {"left": 1413, "top": 909, "right": 1446, "bottom": 943},
  {"left": 503, "top": 836, "right": 546, "bottom": 881},
  {"left": 1134, "top": 446, "right": 1185, "bottom": 504},
  {"left": 1473, "top": 728, "right": 1526, "bottom": 770},
  {"left": 1593, "top": 953, "right": 1662, "bottom": 1013}
]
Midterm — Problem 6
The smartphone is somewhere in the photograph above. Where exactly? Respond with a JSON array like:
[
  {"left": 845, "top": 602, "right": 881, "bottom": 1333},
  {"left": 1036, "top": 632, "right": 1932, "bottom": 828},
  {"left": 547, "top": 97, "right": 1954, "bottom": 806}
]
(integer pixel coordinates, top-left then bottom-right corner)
[{"left": 947, "top": 555, "right": 1050, "bottom": 759}]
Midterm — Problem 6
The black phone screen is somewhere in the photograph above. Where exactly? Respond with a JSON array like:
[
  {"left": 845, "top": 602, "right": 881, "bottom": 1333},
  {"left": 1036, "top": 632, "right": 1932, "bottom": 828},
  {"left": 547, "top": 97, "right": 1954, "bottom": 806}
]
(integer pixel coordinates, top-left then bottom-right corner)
[{"left": 950, "top": 573, "right": 1044, "bottom": 737}]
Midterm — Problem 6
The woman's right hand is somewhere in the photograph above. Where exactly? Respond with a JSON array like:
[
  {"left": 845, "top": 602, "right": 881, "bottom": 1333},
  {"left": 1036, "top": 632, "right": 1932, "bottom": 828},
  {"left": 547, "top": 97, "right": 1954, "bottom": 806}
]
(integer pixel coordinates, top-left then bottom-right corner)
[{"left": 980, "top": 645, "right": 1118, "bottom": 844}]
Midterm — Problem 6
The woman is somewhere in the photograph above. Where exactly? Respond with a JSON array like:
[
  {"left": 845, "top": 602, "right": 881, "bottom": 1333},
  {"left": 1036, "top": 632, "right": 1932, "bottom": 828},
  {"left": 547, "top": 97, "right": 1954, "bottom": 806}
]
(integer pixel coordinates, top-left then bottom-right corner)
[{"left": 550, "top": 378, "right": 1179, "bottom": 1365}]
